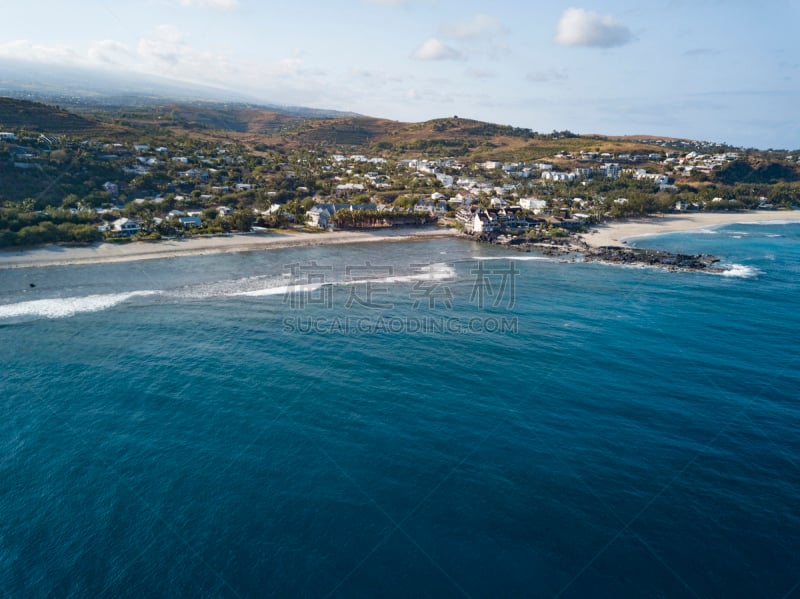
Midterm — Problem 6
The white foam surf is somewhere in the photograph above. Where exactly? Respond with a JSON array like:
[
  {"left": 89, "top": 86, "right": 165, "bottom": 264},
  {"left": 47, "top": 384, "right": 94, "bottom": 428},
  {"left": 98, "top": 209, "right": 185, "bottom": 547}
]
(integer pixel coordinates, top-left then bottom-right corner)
[
  {"left": 230, "top": 263, "right": 457, "bottom": 297},
  {"left": 733, "top": 219, "right": 799, "bottom": 226},
  {"left": 233, "top": 281, "right": 329, "bottom": 297},
  {"left": 0, "top": 291, "right": 160, "bottom": 320},
  {"left": 716, "top": 264, "right": 762, "bottom": 279},
  {"left": 472, "top": 256, "right": 551, "bottom": 261}
]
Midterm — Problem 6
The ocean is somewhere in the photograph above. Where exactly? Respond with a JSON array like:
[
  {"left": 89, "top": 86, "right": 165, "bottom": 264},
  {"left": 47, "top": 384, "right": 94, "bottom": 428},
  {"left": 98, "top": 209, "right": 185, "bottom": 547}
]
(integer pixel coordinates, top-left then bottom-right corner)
[{"left": 1, "top": 223, "right": 799, "bottom": 597}]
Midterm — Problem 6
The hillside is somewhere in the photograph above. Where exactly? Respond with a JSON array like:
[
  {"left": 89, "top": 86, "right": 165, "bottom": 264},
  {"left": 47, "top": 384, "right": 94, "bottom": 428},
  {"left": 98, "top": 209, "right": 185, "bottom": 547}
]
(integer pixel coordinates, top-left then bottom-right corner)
[
  {"left": 0, "top": 96, "right": 763, "bottom": 165},
  {"left": 0, "top": 94, "right": 730, "bottom": 161},
  {"left": 265, "top": 116, "right": 675, "bottom": 160},
  {"left": 0, "top": 97, "right": 103, "bottom": 133}
]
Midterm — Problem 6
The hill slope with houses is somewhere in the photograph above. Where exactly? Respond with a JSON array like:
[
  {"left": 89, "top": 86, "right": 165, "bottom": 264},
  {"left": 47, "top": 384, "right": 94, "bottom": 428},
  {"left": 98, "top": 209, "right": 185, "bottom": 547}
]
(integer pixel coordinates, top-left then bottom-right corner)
[{"left": 1, "top": 97, "right": 798, "bottom": 247}]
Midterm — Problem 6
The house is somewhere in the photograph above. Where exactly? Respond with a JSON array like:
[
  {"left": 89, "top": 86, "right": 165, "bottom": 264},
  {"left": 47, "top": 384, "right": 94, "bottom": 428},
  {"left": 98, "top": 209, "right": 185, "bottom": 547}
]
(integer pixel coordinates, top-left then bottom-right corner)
[
  {"left": 541, "top": 171, "right": 577, "bottom": 182},
  {"left": 435, "top": 173, "right": 454, "bottom": 187},
  {"left": 102, "top": 182, "right": 119, "bottom": 196},
  {"left": 0, "top": 132, "right": 17, "bottom": 141},
  {"left": 519, "top": 197, "right": 547, "bottom": 213},
  {"left": 178, "top": 216, "right": 202, "bottom": 229},
  {"left": 414, "top": 199, "right": 448, "bottom": 214},
  {"left": 112, "top": 218, "right": 141, "bottom": 236},
  {"left": 602, "top": 163, "right": 621, "bottom": 179},
  {"left": 451, "top": 193, "right": 477, "bottom": 206},
  {"left": 306, "top": 203, "right": 378, "bottom": 229},
  {"left": 308, "top": 206, "right": 333, "bottom": 228},
  {"left": 471, "top": 211, "right": 498, "bottom": 234},
  {"left": 335, "top": 183, "right": 366, "bottom": 194}
]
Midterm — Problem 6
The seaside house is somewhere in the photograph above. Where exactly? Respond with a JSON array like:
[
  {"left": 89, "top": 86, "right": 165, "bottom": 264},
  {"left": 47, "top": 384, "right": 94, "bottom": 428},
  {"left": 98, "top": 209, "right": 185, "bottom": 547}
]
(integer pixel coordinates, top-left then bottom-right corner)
[
  {"left": 462, "top": 210, "right": 498, "bottom": 235},
  {"left": 111, "top": 218, "right": 141, "bottom": 236},
  {"left": 178, "top": 216, "right": 202, "bottom": 229},
  {"left": 308, "top": 205, "right": 334, "bottom": 229},
  {"left": 518, "top": 197, "right": 548, "bottom": 214}
]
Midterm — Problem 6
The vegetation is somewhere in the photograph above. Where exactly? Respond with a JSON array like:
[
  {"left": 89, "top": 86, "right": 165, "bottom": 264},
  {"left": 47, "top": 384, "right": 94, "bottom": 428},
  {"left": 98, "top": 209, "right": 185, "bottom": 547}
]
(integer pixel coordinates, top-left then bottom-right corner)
[{"left": 0, "top": 206, "right": 102, "bottom": 246}]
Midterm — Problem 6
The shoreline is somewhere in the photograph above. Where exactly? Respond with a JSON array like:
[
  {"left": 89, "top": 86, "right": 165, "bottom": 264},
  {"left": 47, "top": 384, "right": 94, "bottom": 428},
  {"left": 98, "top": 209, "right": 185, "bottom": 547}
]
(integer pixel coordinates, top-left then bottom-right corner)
[
  {"left": 2, "top": 211, "right": 798, "bottom": 270},
  {"left": 0, "top": 227, "right": 459, "bottom": 269},
  {"left": 578, "top": 210, "right": 800, "bottom": 248}
]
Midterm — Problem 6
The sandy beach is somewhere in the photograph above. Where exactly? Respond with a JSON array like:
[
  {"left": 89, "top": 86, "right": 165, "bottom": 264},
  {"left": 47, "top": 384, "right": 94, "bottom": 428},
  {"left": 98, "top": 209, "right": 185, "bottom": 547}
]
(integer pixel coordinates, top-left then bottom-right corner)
[
  {"left": 2, "top": 212, "right": 799, "bottom": 268},
  {"left": 0, "top": 227, "right": 459, "bottom": 269},
  {"left": 579, "top": 210, "right": 800, "bottom": 248}
]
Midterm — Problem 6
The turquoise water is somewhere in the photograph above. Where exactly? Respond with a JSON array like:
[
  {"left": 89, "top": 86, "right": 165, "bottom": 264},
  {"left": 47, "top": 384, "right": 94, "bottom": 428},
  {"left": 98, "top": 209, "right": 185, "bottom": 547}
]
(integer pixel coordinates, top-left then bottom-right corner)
[{"left": 1, "top": 223, "right": 799, "bottom": 597}]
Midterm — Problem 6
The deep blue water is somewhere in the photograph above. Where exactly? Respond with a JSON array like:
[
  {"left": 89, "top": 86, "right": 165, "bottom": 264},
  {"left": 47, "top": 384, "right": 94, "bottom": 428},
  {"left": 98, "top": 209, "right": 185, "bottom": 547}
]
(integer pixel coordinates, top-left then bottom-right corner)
[{"left": 1, "top": 223, "right": 799, "bottom": 597}]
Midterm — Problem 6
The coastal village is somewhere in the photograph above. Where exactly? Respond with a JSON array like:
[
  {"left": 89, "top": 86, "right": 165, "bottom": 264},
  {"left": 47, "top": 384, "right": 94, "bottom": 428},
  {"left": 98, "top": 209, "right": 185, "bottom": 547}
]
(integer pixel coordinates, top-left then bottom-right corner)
[{"left": 1, "top": 101, "right": 798, "bottom": 252}]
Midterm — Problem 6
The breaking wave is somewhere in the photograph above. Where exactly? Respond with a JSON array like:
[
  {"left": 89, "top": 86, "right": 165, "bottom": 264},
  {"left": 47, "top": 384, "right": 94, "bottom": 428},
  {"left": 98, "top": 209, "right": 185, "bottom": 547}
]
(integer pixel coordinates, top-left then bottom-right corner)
[
  {"left": 472, "top": 256, "right": 551, "bottom": 261},
  {"left": 0, "top": 291, "right": 160, "bottom": 321},
  {"left": 230, "top": 262, "right": 457, "bottom": 297},
  {"left": 715, "top": 264, "right": 762, "bottom": 279}
]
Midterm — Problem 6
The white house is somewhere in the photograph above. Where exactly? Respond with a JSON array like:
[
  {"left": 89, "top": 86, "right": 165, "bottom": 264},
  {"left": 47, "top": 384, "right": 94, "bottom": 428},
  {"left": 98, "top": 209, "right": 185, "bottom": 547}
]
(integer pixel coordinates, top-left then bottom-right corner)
[
  {"left": 518, "top": 197, "right": 548, "bottom": 213},
  {"left": 602, "top": 163, "right": 621, "bottom": 179},
  {"left": 307, "top": 206, "right": 334, "bottom": 228},
  {"left": 112, "top": 218, "right": 141, "bottom": 235},
  {"left": 471, "top": 211, "right": 497, "bottom": 234},
  {"left": 435, "top": 173, "right": 454, "bottom": 187},
  {"left": 541, "top": 171, "right": 577, "bottom": 182}
]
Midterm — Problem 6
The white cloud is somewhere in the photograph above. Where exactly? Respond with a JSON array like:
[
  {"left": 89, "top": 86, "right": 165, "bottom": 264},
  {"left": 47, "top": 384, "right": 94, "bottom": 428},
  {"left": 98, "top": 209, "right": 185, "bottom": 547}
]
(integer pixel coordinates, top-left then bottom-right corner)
[
  {"left": 88, "top": 40, "right": 134, "bottom": 66},
  {"left": 411, "top": 38, "right": 461, "bottom": 61},
  {"left": 555, "top": 8, "right": 634, "bottom": 48},
  {"left": 0, "top": 40, "right": 82, "bottom": 65},
  {"left": 442, "top": 14, "right": 504, "bottom": 40},
  {"left": 135, "top": 26, "right": 241, "bottom": 84},
  {"left": 179, "top": 0, "right": 239, "bottom": 10},
  {"left": 137, "top": 26, "right": 190, "bottom": 67}
]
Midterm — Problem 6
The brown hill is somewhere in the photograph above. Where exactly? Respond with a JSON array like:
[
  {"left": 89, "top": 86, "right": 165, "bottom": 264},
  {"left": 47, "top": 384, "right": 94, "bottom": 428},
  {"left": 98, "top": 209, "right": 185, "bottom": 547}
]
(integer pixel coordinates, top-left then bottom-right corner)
[
  {"left": 0, "top": 97, "right": 102, "bottom": 133},
  {"left": 264, "top": 116, "right": 671, "bottom": 160},
  {"left": 52, "top": 99, "right": 675, "bottom": 160}
]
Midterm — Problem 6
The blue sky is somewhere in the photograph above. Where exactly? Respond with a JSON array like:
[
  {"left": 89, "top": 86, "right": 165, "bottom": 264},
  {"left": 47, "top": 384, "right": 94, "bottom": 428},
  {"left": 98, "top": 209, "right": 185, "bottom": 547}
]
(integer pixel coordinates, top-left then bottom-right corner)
[{"left": 1, "top": 0, "right": 798, "bottom": 149}]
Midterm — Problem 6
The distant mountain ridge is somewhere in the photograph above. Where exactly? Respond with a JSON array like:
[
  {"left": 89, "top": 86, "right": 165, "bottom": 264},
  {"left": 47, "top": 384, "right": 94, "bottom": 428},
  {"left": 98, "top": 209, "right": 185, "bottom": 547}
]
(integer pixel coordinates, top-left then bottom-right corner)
[{"left": 0, "top": 59, "right": 360, "bottom": 121}]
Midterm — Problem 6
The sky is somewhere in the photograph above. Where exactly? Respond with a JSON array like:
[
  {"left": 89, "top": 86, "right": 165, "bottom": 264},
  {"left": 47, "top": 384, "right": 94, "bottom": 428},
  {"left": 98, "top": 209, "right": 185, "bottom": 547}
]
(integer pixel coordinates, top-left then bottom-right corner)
[{"left": 0, "top": 0, "right": 798, "bottom": 149}]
